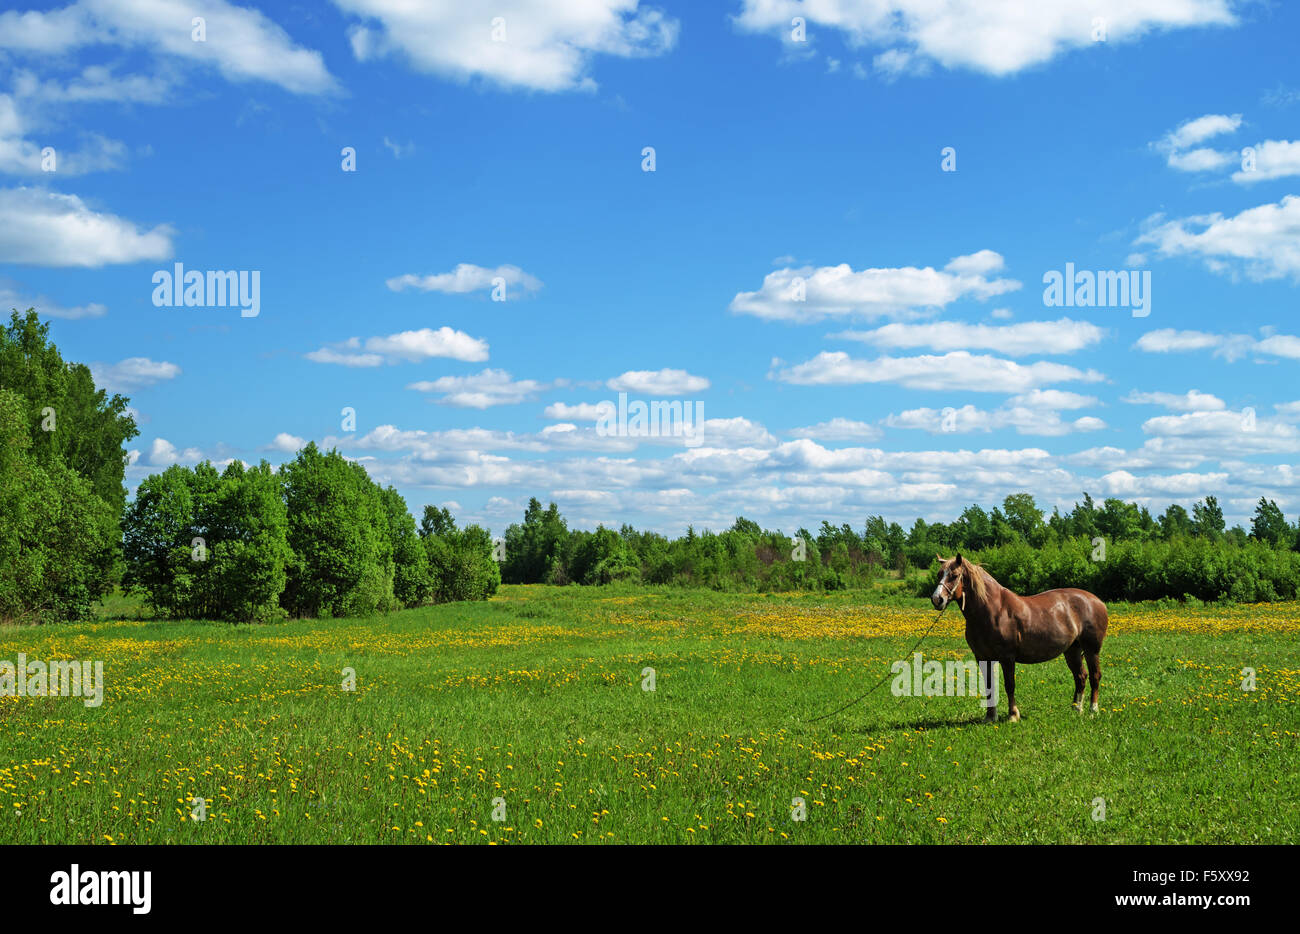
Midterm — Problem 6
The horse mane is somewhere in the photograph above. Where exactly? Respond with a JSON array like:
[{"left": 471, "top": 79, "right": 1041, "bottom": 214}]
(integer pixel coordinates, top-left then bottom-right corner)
[{"left": 960, "top": 556, "right": 989, "bottom": 600}]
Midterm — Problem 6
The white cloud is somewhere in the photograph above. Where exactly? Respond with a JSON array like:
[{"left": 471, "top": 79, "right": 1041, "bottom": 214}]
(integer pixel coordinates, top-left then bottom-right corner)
[
  {"left": 1141, "top": 410, "right": 1300, "bottom": 455},
  {"left": 334, "top": 0, "right": 678, "bottom": 92},
  {"left": 543, "top": 401, "right": 610, "bottom": 420},
  {"left": 884, "top": 402, "right": 1105, "bottom": 437},
  {"left": 269, "top": 432, "right": 306, "bottom": 453},
  {"left": 772, "top": 350, "right": 1105, "bottom": 393},
  {"left": 1257, "top": 333, "right": 1300, "bottom": 359},
  {"left": 1134, "top": 328, "right": 1300, "bottom": 362},
  {"left": 407, "top": 368, "right": 545, "bottom": 408},
  {"left": 0, "top": 0, "right": 336, "bottom": 95},
  {"left": 730, "top": 251, "right": 1020, "bottom": 322},
  {"left": 1152, "top": 114, "right": 1300, "bottom": 185},
  {"left": 734, "top": 1, "right": 1236, "bottom": 77},
  {"left": 1161, "top": 113, "right": 1242, "bottom": 150},
  {"left": 0, "top": 93, "right": 130, "bottom": 176},
  {"left": 831, "top": 316, "right": 1105, "bottom": 356},
  {"left": 1098, "top": 469, "right": 1229, "bottom": 497},
  {"left": 314, "top": 414, "right": 1297, "bottom": 533},
  {"left": 607, "top": 368, "right": 709, "bottom": 395},
  {"left": 12, "top": 64, "right": 175, "bottom": 105},
  {"left": 1135, "top": 194, "right": 1300, "bottom": 281},
  {"left": 382, "top": 136, "right": 414, "bottom": 159},
  {"left": 0, "top": 280, "right": 104, "bottom": 318},
  {"left": 1152, "top": 113, "right": 1241, "bottom": 172},
  {"left": 306, "top": 327, "right": 489, "bottom": 366},
  {"left": 148, "top": 437, "right": 203, "bottom": 467},
  {"left": 1135, "top": 328, "right": 1228, "bottom": 354},
  {"left": 788, "top": 417, "right": 882, "bottom": 442},
  {"left": 89, "top": 357, "right": 181, "bottom": 392},
  {"left": 1123, "top": 389, "right": 1226, "bottom": 412},
  {"left": 0, "top": 187, "right": 173, "bottom": 266},
  {"left": 386, "top": 263, "right": 541, "bottom": 298},
  {"left": 1167, "top": 147, "right": 1235, "bottom": 172},
  {"left": 1009, "top": 389, "right": 1099, "bottom": 410},
  {"left": 1233, "top": 139, "right": 1300, "bottom": 184}
]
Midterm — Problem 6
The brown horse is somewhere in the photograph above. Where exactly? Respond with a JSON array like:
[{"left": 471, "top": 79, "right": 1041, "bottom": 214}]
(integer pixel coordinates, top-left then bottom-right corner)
[{"left": 930, "top": 554, "right": 1107, "bottom": 722}]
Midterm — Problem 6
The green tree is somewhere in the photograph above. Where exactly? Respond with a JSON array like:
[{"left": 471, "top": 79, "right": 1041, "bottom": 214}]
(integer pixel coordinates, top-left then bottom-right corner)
[
  {"left": 0, "top": 389, "right": 117, "bottom": 623},
  {"left": 1158, "top": 504, "right": 1194, "bottom": 539},
  {"left": 280, "top": 443, "right": 393, "bottom": 617},
  {"left": 122, "top": 460, "right": 290, "bottom": 621},
  {"left": 1192, "top": 496, "right": 1225, "bottom": 539},
  {"left": 0, "top": 310, "right": 138, "bottom": 609},
  {"left": 122, "top": 465, "right": 199, "bottom": 616},
  {"left": 1096, "top": 498, "right": 1144, "bottom": 542},
  {"left": 1251, "top": 498, "right": 1291, "bottom": 547},
  {"left": 380, "top": 486, "right": 431, "bottom": 607},
  {"left": 418, "top": 507, "right": 501, "bottom": 602},
  {"left": 0, "top": 310, "right": 138, "bottom": 516},
  {"left": 1002, "top": 493, "right": 1046, "bottom": 545},
  {"left": 501, "top": 498, "right": 568, "bottom": 583}
]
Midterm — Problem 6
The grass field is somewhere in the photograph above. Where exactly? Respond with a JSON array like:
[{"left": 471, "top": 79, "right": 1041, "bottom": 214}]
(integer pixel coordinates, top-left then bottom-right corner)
[{"left": 2, "top": 585, "right": 1296, "bottom": 844}]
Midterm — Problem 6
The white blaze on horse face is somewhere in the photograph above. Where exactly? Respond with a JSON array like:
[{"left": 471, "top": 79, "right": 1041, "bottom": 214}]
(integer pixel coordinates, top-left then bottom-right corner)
[{"left": 933, "top": 567, "right": 950, "bottom": 607}]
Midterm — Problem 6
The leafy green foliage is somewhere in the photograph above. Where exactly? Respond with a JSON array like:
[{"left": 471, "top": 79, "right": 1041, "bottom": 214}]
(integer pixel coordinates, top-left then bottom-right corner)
[
  {"left": 279, "top": 444, "right": 396, "bottom": 618},
  {"left": 0, "top": 310, "right": 136, "bottom": 622},
  {"left": 0, "top": 310, "right": 138, "bottom": 516},
  {"left": 0, "top": 389, "right": 117, "bottom": 624},
  {"left": 419, "top": 506, "right": 500, "bottom": 602},
  {"left": 912, "top": 536, "right": 1300, "bottom": 603},
  {"left": 122, "top": 461, "right": 290, "bottom": 621}
]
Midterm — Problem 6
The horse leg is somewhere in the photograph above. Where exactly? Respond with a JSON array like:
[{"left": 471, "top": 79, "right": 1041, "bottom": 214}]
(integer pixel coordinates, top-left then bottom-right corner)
[
  {"left": 1065, "top": 643, "right": 1086, "bottom": 711},
  {"left": 1084, "top": 648, "right": 1102, "bottom": 713},
  {"left": 978, "top": 658, "right": 997, "bottom": 722},
  {"left": 1001, "top": 659, "right": 1019, "bottom": 722}
]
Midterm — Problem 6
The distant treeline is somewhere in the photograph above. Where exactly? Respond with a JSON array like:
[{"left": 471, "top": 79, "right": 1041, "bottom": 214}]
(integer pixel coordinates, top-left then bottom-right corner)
[
  {"left": 6, "top": 307, "right": 1300, "bottom": 624},
  {"left": 497, "top": 492, "right": 1300, "bottom": 603}
]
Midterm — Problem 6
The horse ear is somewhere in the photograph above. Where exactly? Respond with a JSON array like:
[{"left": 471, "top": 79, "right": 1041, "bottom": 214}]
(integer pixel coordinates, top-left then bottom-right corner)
[
  {"left": 955, "top": 552, "right": 963, "bottom": 564},
  {"left": 935, "top": 552, "right": 943, "bottom": 564}
]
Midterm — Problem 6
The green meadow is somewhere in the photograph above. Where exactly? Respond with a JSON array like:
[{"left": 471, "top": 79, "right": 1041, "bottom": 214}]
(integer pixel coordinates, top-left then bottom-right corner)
[{"left": 2, "top": 585, "right": 1296, "bottom": 844}]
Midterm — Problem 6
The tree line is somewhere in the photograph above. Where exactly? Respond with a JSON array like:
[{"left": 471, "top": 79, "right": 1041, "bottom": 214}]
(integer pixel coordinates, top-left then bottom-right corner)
[
  {"left": 496, "top": 492, "right": 1300, "bottom": 602},
  {"left": 121, "top": 446, "right": 500, "bottom": 621},
  {"left": 5, "top": 307, "right": 1300, "bottom": 623},
  {"left": 2, "top": 310, "right": 497, "bottom": 624}
]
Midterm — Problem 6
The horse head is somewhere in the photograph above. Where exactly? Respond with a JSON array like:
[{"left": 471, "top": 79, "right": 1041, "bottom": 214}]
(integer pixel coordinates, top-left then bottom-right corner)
[{"left": 931, "top": 553, "right": 985, "bottom": 611}]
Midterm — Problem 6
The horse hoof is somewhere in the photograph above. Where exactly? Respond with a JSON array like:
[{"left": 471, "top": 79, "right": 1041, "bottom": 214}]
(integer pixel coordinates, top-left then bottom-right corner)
[
  {"left": 1071, "top": 703, "right": 1083, "bottom": 712},
  {"left": 1009, "top": 711, "right": 1021, "bottom": 722},
  {"left": 1090, "top": 704, "right": 1099, "bottom": 714}
]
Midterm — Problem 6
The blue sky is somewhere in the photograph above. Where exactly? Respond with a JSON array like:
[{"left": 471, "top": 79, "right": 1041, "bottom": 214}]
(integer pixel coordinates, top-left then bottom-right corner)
[{"left": 3, "top": 0, "right": 1299, "bottom": 535}]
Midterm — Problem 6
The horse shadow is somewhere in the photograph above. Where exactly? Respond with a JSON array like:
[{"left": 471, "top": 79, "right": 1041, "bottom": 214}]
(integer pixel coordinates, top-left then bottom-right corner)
[{"left": 849, "top": 712, "right": 995, "bottom": 732}]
